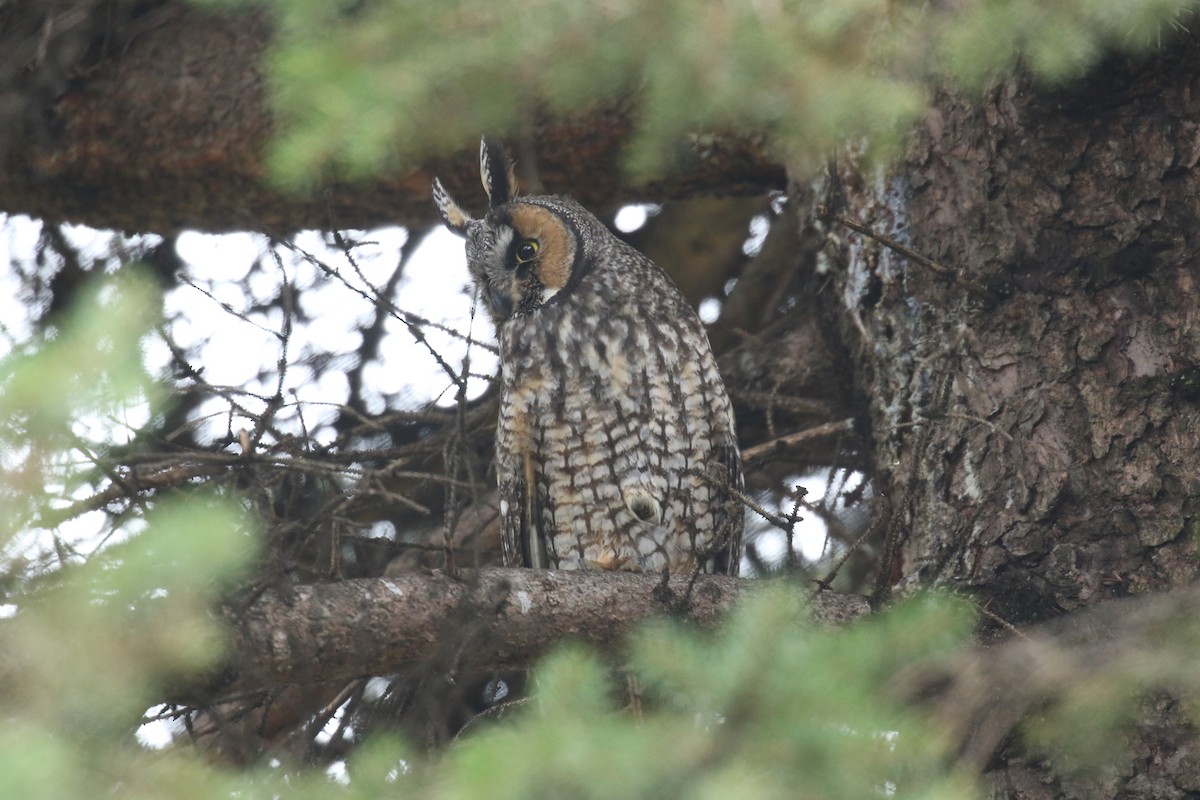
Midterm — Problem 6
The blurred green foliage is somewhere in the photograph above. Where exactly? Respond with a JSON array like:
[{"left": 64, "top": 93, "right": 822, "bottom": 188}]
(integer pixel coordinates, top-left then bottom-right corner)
[
  {"left": 0, "top": 273, "right": 164, "bottom": 540},
  {"left": 0, "top": 272, "right": 264, "bottom": 798},
  {"left": 202, "top": 0, "right": 1196, "bottom": 184},
  {"left": 420, "top": 590, "right": 983, "bottom": 800}
]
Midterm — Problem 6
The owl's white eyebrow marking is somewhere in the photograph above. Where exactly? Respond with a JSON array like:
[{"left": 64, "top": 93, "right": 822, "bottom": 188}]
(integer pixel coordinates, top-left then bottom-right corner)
[{"left": 494, "top": 226, "right": 514, "bottom": 253}]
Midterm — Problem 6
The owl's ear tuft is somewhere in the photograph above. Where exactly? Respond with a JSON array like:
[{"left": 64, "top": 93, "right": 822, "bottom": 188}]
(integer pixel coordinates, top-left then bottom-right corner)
[
  {"left": 432, "top": 178, "right": 472, "bottom": 235},
  {"left": 480, "top": 136, "right": 518, "bottom": 208}
]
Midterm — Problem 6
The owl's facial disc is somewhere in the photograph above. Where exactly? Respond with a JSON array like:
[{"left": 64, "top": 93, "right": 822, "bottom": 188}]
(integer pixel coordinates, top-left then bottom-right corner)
[
  {"left": 507, "top": 205, "right": 576, "bottom": 306},
  {"left": 470, "top": 204, "right": 578, "bottom": 323}
]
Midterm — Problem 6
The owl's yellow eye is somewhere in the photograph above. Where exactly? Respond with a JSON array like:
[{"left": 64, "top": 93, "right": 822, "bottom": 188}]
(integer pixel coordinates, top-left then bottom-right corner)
[{"left": 515, "top": 239, "right": 540, "bottom": 263}]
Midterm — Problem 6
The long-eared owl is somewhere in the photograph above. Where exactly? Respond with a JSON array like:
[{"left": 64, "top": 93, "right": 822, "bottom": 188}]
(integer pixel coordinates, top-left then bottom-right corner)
[{"left": 433, "top": 139, "right": 743, "bottom": 575}]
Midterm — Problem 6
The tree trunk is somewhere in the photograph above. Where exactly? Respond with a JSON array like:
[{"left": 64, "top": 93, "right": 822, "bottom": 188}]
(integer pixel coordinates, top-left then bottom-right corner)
[{"left": 830, "top": 40, "right": 1200, "bottom": 798}]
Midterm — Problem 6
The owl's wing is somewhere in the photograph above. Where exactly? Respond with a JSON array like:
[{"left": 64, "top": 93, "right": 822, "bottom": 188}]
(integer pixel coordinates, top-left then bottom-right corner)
[
  {"left": 709, "top": 432, "right": 745, "bottom": 576},
  {"left": 500, "top": 451, "right": 548, "bottom": 569},
  {"left": 498, "top": 475, "right": 524, "bottom": 567}
]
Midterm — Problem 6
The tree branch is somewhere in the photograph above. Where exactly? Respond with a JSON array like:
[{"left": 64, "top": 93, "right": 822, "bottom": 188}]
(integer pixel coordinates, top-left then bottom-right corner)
[
  {"left": 208, "top": 562, "right": 1200, "bottom": 790},
  {"left": 0, "top": 3, "right": 784, "bottom": 234},
  {"left": 214, "top": 569, "right": 869, "bottom": 697}
]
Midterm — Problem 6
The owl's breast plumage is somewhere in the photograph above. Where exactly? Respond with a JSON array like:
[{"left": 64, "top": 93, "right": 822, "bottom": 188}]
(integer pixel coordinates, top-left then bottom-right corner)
[
  {"left": 495, "top": 264, "right": 739, "bottom": 573},
  {"left": 434, "top": 140, "right": 741, "bottom": 575}
]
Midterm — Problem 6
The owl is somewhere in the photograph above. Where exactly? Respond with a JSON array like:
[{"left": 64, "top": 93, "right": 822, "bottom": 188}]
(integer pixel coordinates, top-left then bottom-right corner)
[{"left": 433, "top": 139, "right": 743, "bottom": 575}]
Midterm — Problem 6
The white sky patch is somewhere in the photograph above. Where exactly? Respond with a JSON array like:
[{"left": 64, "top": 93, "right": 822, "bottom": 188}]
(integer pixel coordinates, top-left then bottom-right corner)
[
  {"left": 137, "top": 706, "right": 180, "bottom": 750},
  {"left": 614, "top": 204, "right": 657, "bottom": 233},
  {"left": 364, "top": 676, "right": 392, "bottom": 700},
  {"left": 161, "top": 223, "right": 496, "bottom": 441},
  {"left": 62, "top": 223, "right": 151, "bottom": 268},
  {"left": 743, "top": 213, "right": 770, "bottom": 256},
  {"left": 70, "top": 388, "right": 154, "bottom": 448},
  {"left": 792, "top": 472, "right": 843, "bottom": 562},
  {"left": 327, "top": 760, "right": 350, "bottom": 785},
  {"left": 0, "top": 216, "right": 40, "bottom": 355},
  {"left": 175, "top": 230, "right": 259, "bottom": 282},
  {"left": 698, "top": 298, "right": 721, "bottom": 324},
  {"left": 315, "top": 700, "right": 355, "bottom": 747},
  {"left": 749, "top": 472, "right": 858, "bottom": 569},
  {"left": 381, "top": 226, "right": 497, "bottom": 406}
]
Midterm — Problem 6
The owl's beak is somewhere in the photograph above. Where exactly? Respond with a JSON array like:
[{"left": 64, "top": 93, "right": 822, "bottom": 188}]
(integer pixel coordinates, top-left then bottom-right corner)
[{"left": 487, "top": 285, "right": 514, "bottom": 320}]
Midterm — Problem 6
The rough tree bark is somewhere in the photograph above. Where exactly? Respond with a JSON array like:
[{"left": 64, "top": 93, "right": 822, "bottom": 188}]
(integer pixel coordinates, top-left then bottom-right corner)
[{"left": 823, "top": 40, "right": 1200, "bottom": 798}]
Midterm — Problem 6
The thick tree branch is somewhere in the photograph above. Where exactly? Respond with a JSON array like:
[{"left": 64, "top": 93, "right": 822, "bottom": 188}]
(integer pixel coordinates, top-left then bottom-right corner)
[
  {"left": 214, "top": 563, "right": 1200, "bottom": 778},
  {"left": 0, "top": 2, "right": 784, "bottom": 234},
  {"left": 215, "top": 569, "right": 869, "bottom": 697}
]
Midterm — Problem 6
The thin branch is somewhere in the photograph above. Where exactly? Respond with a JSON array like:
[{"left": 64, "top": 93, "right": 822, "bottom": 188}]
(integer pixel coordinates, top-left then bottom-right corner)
[
  {"left": 742, "top": 419, "right": 856, "bottom": 462},
  {"left": 816, "top": 204, "right": 998, "bottom": 302}
]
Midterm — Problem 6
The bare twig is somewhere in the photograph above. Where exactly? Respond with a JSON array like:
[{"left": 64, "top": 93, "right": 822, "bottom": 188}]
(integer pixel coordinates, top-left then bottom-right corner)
[
  {"left": 816, "top": 204, "right": 998, "bottom": 302},
  {"left": 742, "top": 419, "right": 856, "bottom": 462}
]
